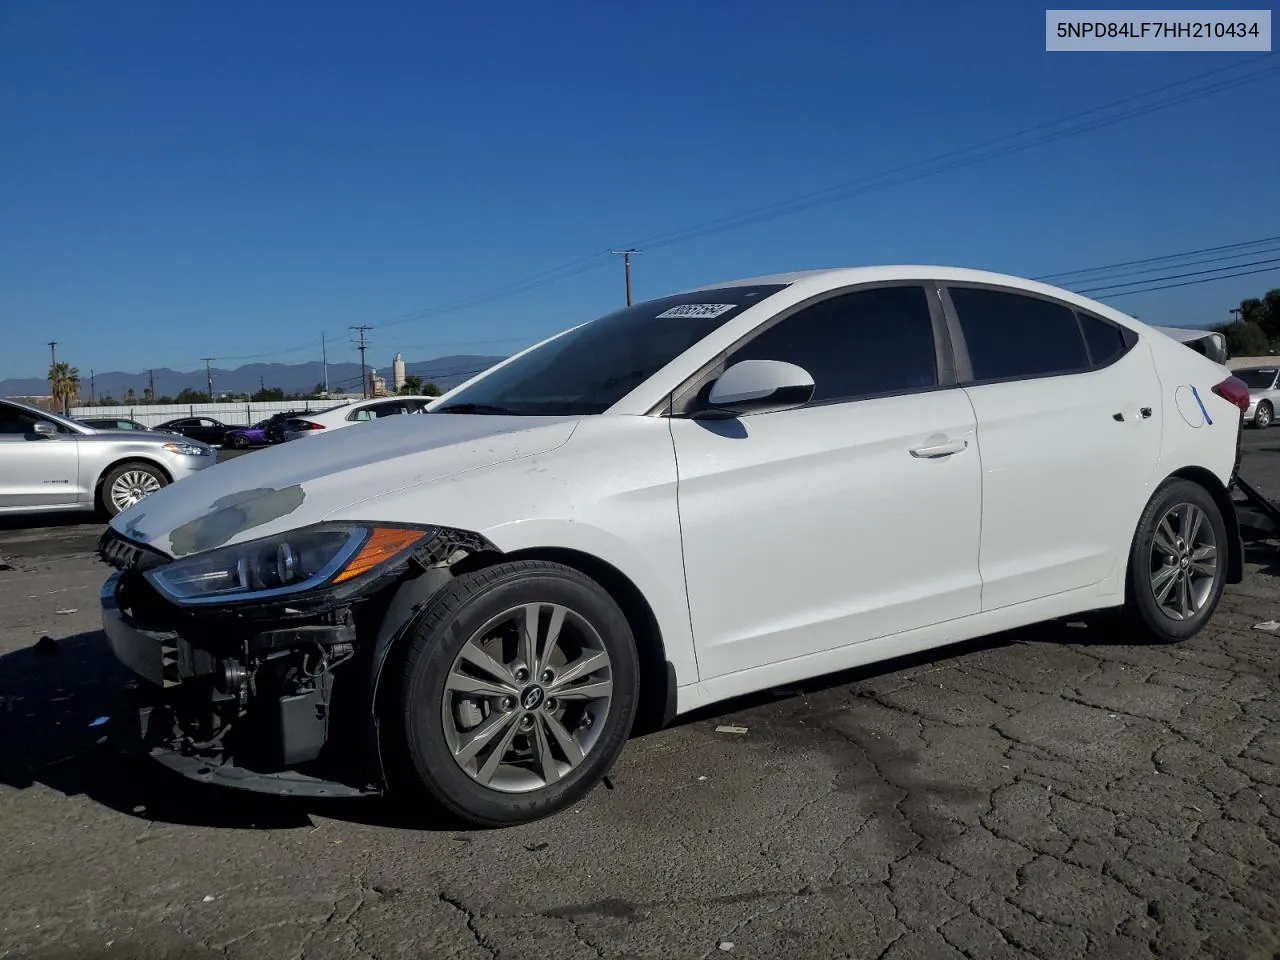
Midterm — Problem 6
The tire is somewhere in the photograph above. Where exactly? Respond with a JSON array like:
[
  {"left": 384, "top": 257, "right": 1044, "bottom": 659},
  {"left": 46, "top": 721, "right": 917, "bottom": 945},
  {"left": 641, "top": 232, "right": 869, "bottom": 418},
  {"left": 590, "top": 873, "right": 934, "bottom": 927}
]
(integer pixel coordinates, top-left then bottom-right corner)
[
  {"left": 1124, "top": 478, "right": 1228, "bottom": 643},
  {"left": 1255, "top": 402, "right": 1272, "bottom": 429},
  {"left": 230, "top": 434, "right": 248, "bottom": 449},
  {"left": 385, "top": 560, "right": 639, "bottom": 827},
  {"left": 100, "top": 461, "right": 169, "bottom": 518}
]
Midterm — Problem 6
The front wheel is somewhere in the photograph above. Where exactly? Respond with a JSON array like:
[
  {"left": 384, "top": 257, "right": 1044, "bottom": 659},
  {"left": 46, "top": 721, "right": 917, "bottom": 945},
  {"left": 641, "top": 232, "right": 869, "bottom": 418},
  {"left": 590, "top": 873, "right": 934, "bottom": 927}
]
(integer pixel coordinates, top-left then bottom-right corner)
[
  {"left": 101, "top": 461, "right": 168, "bottom": 518},
  {"left": 1125, "top": 478, "right": 1228, "bottom": 643},
  {"left": 1255, "top": 402, "right": 1272, "bottom": 429},
  {"left": 386, "top": 560, "right": 639, "bottom": 827}
]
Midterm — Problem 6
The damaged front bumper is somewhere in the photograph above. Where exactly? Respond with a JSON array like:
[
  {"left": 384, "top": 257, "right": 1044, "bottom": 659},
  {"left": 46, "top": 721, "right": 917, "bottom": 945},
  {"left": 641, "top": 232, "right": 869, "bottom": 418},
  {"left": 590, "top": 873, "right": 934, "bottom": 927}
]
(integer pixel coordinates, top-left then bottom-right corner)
[{"left": 100, "top": 569, "right": 382, "bottom": 798}]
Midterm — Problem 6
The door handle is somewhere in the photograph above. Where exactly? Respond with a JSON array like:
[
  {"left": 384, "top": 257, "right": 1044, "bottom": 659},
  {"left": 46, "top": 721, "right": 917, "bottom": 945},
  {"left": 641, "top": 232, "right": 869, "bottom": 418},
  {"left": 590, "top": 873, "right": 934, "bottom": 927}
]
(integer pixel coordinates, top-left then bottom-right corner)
[
  {"left": 909, "top": 439, "right": 968, "bottom": 459},
  {"left": 1141, "top": 407, "right": 1153, "bottom": 419}
]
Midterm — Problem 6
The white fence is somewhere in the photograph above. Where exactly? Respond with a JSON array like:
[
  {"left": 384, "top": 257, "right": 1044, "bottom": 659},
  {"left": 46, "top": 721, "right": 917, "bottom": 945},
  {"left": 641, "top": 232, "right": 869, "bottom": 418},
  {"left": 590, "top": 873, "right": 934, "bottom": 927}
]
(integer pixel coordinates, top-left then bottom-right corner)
[{"left": 67, "top": 400, "right": 349, "bottom": 429}]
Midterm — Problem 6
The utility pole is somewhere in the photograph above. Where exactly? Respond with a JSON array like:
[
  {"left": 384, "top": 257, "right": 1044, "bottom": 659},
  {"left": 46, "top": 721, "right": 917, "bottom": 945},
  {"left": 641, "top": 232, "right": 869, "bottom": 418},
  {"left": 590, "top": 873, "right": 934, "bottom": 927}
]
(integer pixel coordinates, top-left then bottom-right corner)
[
  {"left": 321, "top": 332, "right": 330, "bottom": 396},
  {"left": 610, "top": 249, "right": 641, "bottom": 306},
  {"left": 148, "top": 369, "right": 155, "bottom": 401},
  {"left": 351, "top": 325, "right": 373, "bottom": 399},
  {"left": 201, "top": 358, "right": 214, "bottom": 400},
  {"left": 1230, "top": 307, "right": 1243, "bottom": 322},
  {"left": 90, "top": 369, "right": 95, "bottom": 405}
]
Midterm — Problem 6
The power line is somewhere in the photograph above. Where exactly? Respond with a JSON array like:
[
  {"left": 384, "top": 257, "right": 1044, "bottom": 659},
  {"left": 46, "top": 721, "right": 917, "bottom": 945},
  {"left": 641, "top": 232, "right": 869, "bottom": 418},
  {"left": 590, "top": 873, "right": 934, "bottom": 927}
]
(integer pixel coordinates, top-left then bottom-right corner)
[
  {"left": 622, "top": 55, "right": 1280, "bottom": 251},
  {"left": 1077, "top": 257, "right": 1280, "bottom": 295},
  {"left": 1036, "top": 234, "right": 1280, "bottom": 282},
  {"left": 155, "top": 53, "right": 1280, "bottom": 373},
  {"left": 1089, "top": 263, "right": 1280, "bottom": 299},
  {"left": 1047, "top": 244, "right": 1280, "bottom": 289}
]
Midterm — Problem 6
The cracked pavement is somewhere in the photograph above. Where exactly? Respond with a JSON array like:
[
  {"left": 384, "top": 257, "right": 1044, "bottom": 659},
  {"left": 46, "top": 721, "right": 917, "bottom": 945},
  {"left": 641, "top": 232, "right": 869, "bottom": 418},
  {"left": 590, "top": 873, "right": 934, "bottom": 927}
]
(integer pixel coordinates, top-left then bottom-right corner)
[{"left": 2, "top": 437, "right": 1279, "bottom": 959}]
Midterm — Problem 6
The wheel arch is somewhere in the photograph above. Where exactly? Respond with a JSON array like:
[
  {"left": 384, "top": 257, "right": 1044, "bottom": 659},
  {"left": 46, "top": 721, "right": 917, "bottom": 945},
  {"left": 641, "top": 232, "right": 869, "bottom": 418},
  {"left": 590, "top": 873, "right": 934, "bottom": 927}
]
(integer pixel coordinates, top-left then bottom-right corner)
[
  {"left": 93, "top": 457, "right": 174, "bottom": 511},
  {"left": 368, "top": 543, "right": 676, "bottom": 751},
  {"left": 1164, "top": 465, "right": 1244, "bottom": 584}
]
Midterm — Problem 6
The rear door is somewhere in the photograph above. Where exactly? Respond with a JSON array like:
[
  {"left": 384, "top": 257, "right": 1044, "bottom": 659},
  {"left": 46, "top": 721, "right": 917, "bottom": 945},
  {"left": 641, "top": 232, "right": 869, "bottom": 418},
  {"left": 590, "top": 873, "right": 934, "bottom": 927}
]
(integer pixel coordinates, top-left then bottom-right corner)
[
  {"left": 940, "top": 283, "right": 1162, "bottom": 610},
  {"left": 670, "top": 282, "right": 984, "bottom": 678}
]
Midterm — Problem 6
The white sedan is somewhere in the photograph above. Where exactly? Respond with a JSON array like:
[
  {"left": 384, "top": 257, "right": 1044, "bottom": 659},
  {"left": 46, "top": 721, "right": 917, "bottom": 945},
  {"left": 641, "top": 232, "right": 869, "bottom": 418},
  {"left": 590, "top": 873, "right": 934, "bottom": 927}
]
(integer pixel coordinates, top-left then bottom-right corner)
[
  {"left": 280, "top": 395, "right": 432, "bottom": 440},
  {"left": 98, "top": 264, "right": 1248, "bottom": 827}
]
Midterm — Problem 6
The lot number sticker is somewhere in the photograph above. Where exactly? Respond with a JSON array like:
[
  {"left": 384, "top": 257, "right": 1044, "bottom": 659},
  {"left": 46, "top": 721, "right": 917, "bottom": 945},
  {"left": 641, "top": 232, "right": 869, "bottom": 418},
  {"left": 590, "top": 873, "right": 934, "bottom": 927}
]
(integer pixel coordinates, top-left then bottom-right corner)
[{"left": 656, "top": 303, "right": 737, "bottom": 319}]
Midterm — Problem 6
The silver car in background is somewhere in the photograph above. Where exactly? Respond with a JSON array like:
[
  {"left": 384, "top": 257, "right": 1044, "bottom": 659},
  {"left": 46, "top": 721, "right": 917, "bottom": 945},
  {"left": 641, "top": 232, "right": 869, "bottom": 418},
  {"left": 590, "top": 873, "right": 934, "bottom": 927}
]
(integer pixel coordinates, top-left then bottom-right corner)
[
  {"left": 1233, "top": 367, "right": 1280, "bottom": 428},
  {"left": 0, "top": 398, "right": 216, "bottom": 517}
]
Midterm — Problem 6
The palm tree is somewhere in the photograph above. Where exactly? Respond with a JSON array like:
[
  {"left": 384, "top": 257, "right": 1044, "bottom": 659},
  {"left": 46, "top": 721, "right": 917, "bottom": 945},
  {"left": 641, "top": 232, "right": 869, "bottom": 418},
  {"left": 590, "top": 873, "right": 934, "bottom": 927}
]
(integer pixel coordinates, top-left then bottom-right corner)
[
  {"left": 399, "top": 374, "right": 424, "bottom": 396},
  {"left": 48, "top": 362, "right": 81, "bottom": 415}
]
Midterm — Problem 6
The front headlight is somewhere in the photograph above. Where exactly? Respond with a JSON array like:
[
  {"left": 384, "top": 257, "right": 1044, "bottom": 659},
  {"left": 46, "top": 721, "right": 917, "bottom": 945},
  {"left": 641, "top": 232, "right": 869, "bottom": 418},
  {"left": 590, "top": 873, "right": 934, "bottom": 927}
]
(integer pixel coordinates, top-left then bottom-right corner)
[
  {"left": 143, "top": 523, "right": 433, "bottom": 605},
  {"left": 164, "top": 441, "right": 211, "bottom": 456}
]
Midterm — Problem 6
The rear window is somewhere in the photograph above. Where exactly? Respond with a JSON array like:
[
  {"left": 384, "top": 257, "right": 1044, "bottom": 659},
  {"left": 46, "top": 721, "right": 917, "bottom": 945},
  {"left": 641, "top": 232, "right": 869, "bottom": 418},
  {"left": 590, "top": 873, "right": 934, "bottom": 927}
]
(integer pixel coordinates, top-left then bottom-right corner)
[{"left": 1238, "top": 369, "right": 1277, "bottom": 389}]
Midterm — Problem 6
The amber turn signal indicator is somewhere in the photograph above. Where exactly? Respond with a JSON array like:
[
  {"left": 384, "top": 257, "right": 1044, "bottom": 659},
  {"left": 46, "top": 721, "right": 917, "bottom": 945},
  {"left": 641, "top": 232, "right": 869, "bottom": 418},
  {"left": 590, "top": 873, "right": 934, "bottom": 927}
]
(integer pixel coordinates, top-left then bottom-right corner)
[{"left": 333, "top": 527, "right": 428, "bottom": 583}]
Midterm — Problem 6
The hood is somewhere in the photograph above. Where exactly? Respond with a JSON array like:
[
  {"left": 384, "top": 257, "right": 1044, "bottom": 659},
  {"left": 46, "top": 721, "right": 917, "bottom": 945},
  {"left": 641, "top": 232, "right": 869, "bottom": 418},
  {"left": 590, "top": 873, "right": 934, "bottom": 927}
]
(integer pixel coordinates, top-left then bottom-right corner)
[{"left": 110, "top": 413, "right": 582, "bottom": 557}]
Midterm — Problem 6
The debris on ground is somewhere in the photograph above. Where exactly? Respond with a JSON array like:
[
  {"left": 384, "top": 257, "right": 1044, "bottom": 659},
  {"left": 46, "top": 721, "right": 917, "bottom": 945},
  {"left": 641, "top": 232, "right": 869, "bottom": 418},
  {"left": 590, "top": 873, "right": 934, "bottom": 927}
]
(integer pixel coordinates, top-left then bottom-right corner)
[
  {"left": 54, "top": 608, "right": 78, "bottom": 616},
  {"left": 1253, "top": 620, "right": 1280, "bottom": 632},
  {"left": 715, "top": 725, "right": 748, "bottom": 735},
  {"left": 718, "top": 941, "right": 735, "bottom": 951}
]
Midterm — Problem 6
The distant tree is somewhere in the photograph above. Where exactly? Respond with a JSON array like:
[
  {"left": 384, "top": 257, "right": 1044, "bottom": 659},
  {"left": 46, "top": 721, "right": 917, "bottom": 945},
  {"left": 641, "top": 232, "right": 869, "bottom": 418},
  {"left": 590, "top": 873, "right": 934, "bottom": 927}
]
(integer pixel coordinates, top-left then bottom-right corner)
[
  {"left": 252, "top": 386, "right": 285, "bottom": 401},
  {"left": 100, "top": 393, "right": 117, "bottom": 406},
  {"left": 313, "top": 382, "right": 326, "bottom": 397},
  {"left": 143, "top": 386, "right": 154, "bottom": 403},
  {"left": 125, "top": 387, "right": 136, "bottom": 404},
  {"left": 156, "top": 395, "right": 174, "bottom": 404},
  {"left": 399, "top": 374, "right": 424, "bottom": 395},
  {"left": 422, "top": 381, "right": 441, "bottom": 397},
  {"left": 175, "top": 388, "right": 211, "bottom": 403},
  {"left": 48, "top": 362, "right": 81, "bottom": 414},
  {"left": 1212, "top": 320, "right": 1270, "bottom": 356}
]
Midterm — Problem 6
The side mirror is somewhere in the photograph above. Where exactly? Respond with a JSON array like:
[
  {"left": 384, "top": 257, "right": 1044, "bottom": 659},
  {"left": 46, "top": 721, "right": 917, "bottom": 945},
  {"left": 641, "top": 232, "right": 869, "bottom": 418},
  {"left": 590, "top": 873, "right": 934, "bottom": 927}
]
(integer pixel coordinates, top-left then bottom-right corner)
[
  {"left": 703, "top": 359, "right": 815, "bottom": 417},
  {"left": 31, "top": 422, "right": 58, "bottom": 437}
]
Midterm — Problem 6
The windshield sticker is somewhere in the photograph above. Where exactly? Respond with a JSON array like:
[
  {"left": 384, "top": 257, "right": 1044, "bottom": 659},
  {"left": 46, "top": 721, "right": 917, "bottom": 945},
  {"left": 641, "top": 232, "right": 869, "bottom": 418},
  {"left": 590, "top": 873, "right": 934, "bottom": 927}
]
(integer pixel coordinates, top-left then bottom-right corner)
[{"left": 656, "top": 303, "right": 738, "bottom": 319}]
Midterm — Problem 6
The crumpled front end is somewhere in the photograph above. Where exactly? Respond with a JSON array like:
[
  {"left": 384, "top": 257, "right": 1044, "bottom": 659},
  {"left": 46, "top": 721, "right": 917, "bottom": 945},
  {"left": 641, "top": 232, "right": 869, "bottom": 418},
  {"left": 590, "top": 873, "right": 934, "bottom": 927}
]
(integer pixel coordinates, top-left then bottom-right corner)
[{"left": 96, "top": 524, "right": 495, "bottom": 797}]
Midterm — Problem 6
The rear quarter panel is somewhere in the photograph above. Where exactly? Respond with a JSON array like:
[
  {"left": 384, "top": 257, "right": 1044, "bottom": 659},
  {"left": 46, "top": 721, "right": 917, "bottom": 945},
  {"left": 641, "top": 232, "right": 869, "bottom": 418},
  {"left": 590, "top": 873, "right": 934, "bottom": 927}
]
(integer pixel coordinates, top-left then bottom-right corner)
[{"left": 1145, "top": 331, "right": 1239, "bottom": 486}]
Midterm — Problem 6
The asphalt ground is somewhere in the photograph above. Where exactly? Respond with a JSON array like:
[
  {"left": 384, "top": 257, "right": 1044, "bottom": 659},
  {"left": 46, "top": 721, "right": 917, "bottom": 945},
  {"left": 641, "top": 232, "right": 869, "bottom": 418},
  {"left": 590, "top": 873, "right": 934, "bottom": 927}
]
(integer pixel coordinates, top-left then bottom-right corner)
[{"left": 1, "top": 437, "right": 1279, "bottom": 959}]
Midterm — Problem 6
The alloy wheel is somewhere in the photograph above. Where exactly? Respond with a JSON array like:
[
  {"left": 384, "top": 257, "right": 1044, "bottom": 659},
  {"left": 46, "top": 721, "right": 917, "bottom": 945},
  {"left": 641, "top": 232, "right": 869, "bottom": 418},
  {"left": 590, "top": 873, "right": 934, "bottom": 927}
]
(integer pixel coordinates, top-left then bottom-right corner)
[
  {"left": 1148, "top": 502, "right": 1218, "bottom": 621},
  {"left": 109, "top": 470, "right": 162, "bottom": 512},
  {"left": 441, "top": 602, "right": 614, "bottom": 793}
]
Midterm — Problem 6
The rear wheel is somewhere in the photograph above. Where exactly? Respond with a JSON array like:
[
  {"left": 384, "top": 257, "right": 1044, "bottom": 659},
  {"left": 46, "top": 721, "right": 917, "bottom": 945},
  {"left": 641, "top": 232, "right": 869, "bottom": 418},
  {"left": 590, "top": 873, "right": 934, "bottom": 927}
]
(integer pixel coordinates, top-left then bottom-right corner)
[
  {"left": 229, "top": 433, "right": 249, "bottom": 449},
  {"left": 101, "top": 461, "right": 168, "bottom": 518},
  {"left": 1254, "top": 401, "right": 1272, "bottom": 429},
  {"left": 386, "top": 560, "right": 639, "bottom": 827},
  {"left": 1124, "top": 478, "right": 1228, "bottom": 643}
]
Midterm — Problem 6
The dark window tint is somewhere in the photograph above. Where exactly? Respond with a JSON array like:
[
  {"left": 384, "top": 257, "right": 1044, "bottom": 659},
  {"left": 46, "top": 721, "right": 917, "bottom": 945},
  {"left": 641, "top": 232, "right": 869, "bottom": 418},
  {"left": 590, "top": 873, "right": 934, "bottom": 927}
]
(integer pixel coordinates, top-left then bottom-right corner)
[
  {"left": 1078, "top": 312, "right": 1128, "bottom": 367},
  {"left": 726, "top": 285, "right": 937, "bottom": 404},
  {"left": 1237, "top": 369, "right": 1277, "bottom": 389},
  {"left": 949, "top": 287, "right": 1087, "bottom": 381},
  {"left": 0, "top": 404, "right": 63, "bottom": 435}
]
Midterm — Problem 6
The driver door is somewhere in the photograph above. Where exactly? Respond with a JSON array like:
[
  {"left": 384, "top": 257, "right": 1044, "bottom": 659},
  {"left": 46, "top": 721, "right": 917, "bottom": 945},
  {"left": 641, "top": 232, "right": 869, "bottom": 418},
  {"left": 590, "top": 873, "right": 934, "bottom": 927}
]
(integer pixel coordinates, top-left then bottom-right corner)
[
  {"left": 668, "top": 284, "right": 983, "bottom": 679},
  {"left": 0, "top": 403, "right": 80, "bottom": 509}
]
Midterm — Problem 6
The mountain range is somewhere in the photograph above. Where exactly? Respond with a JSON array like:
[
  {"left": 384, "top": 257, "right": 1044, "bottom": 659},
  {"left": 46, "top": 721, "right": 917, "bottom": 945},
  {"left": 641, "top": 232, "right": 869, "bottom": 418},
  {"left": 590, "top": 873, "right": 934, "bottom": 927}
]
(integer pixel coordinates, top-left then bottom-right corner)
[{"left": 0, "top": 354, "right": 508, "bottom": 401}]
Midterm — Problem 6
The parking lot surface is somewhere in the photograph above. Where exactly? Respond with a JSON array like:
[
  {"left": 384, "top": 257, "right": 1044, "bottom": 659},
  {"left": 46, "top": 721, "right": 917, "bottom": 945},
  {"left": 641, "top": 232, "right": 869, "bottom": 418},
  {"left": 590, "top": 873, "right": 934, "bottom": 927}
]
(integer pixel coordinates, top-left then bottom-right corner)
[{"left": 2, "top": 438, "right": 1279, "bottom": 959}]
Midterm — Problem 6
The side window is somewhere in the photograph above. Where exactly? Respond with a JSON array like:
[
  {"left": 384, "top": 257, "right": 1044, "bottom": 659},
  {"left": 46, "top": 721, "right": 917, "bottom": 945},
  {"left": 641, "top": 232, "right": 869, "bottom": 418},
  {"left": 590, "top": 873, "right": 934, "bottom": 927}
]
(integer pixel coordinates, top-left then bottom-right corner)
[
  {"left": 0, "top": 405, "right": 40, "bottom": 435},
  {"left": 1077, "top": 312, "right": 1131, "bottom": 368},
  {"left": 724, "top": 285, "right": 938, "bottom": 405},
  {"left": 948, "top": 287, "right": 1088, "bottom": 382}
]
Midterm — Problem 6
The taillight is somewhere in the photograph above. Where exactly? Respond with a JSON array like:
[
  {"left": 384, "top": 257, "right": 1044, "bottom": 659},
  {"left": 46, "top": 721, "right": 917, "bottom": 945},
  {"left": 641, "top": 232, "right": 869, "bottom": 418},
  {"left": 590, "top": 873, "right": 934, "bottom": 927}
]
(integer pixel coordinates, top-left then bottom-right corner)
[
  {"left": 1212, "top": 376, "right": 1251, "bottom": 412},
  {"left": 298, "top": 420, "right": 325, "bottom": 430}
]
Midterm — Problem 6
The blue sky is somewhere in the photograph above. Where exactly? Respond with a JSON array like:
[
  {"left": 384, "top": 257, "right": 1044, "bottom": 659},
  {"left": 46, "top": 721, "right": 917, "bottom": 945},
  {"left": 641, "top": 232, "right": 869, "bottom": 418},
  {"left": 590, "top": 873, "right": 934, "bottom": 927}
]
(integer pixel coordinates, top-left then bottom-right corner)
[{"left": 2, "top": 0, "right": 1278, "bottom": 381}]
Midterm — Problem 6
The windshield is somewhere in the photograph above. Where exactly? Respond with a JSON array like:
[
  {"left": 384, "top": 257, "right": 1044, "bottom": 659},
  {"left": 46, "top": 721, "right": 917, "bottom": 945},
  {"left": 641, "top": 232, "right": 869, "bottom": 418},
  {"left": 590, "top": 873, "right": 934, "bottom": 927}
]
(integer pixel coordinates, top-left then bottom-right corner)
[
  {"left": 437, "top": 284, "right": 787, "bottom": 415},
  {"left": 1237, "top": 369, "right": 1277, "bottom": 389}
]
